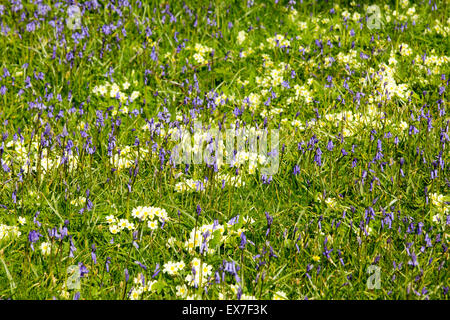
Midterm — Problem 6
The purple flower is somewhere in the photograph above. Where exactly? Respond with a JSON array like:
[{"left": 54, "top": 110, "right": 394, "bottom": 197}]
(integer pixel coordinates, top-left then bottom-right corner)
[
  {"left": 265, "top": 212, "right": 273, "bottom": 227},
  {"left": 28, "top": 230, "right": 42, "bottom": 251},
  {"left": 408, "top": 251, "right": 419, "bottom": 267},
  {"left": 314, "top": 147, "right": 322, "bottom": 166},
  {"left": 152, "top": 264, "right": 160, "bottom": 278},
  {"left": 48, "top": 227, "right": 61, "bottom": 240},
  {"left": 105, "top": 257, "right": 111, "bottom": 273},
  {"left": 78, "top": 262, "right": 89, "bottom": 278},
  {"left": 150, "top": 46, "right": 158, "bottom": 61},
  {"left": 91, "top": 244, "right": 97, "bottom": 265},
  {"left": 69, "top": 236, "right": 77, "bottom": 258},
  {"left": 237, "top": 286, "right": 242, "bottom": 300},
  {"left": 12, "top": 189, "right": 16, "bottom": 203},
  {"left": 239, "top": 232, "right": 247, "bottom": 250},
  {"left": 327, "top": 140, "right": 334, "bottom": 151},
  {"left": 227, "top": 215, "right": 239, "bottom": 226},
  {"left": 135, "top": 261, "right": 147, "bottom": 270},
  {"left": 322, "top": 238, "right": 333, "bottom": 259},
  {"left": 33, "top": 211, "right": 41, "bottom": 227}
]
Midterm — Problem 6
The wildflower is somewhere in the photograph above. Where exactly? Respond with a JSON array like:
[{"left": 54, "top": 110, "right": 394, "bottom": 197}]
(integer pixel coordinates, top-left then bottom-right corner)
[
  {"left": 325, "top": 198, "right": 337, "bottom": 208},
  {"left": 105, "top": 215, "right": 116, "bottom": 224},
  {"left": 18, "top": 216, "right": 26, "bottom": 225},
  {"left": 28, "top": 230, "right": 42, "bottom": 251},
  {"left": 129, "top": 288, "right": 141, "bottom": 300},
  {"left": 118, "top": 219, "right": 129, "bottom": 230},
  {"left": 273, "top": 291, "right": 288, "bottom": 300},
  {"left": 148, "top": 220, "right": 158, "bottom": 230},
  {"left": 105, "top": 257, "right": 111, "bottom": 272},
  {"left": 131, "top": 207, "right": 144, "bottom": 220},
  {"left": 163, "top": 261, "right": 179, "bottom": 276},
  {"left": 176, "top": 285, "right": 188, "bottom": 298},
  {"left": 237, "top": 31, "right": 247, "bottom": 44},
  {"left": 60, "top": 290, "right": 70, "bottom": 299},
  {"left": 109, "top": 224, "right": 119, "bottom": 234},
  {"left": 79, "top": 263, "right": 89, "bottom": 278},
  {"left": 40, "top": 241, "right": 51, "bottom": 255},
  {"left": 91, "top": 244, "right": 97, "bottom": 264}
]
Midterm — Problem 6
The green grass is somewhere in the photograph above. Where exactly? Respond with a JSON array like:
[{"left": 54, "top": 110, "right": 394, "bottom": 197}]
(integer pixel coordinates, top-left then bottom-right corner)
[{"left": 0, "top": 0, "right": 448, "bottom": 300}]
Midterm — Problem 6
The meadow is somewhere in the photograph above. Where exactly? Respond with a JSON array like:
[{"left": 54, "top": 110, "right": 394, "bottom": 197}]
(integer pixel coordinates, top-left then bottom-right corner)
[{"left": 0, "top": 0, "right": 448, "bottom": 300}]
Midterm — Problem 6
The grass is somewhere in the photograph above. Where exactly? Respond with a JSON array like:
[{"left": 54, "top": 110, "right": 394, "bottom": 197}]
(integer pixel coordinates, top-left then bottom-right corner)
[{"left": 0, "top": 0, "right": 448, "bottom": 300}]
